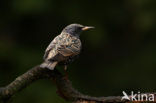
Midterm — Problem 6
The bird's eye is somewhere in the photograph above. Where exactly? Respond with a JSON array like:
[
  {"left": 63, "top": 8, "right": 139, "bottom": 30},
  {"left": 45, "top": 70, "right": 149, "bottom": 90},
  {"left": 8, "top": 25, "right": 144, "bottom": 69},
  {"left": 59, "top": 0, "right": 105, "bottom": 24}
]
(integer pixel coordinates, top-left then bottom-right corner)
[{"left": 79, "top": 27, "right": 83, "bottom": 30}]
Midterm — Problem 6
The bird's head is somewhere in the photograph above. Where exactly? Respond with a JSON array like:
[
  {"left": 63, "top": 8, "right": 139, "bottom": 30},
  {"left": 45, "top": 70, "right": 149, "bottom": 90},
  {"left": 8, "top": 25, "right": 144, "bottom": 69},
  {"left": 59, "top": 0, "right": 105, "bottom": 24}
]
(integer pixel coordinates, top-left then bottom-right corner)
[{"left": 62, "top": 24, "right": 94, "bottom": 37}]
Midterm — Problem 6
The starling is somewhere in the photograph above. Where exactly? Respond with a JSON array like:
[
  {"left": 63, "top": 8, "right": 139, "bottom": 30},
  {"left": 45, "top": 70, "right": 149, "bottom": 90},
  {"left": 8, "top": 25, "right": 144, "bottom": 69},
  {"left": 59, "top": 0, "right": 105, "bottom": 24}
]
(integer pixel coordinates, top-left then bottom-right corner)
[{"left": 40, "top": 24, "right": 94, "bottom": 70}]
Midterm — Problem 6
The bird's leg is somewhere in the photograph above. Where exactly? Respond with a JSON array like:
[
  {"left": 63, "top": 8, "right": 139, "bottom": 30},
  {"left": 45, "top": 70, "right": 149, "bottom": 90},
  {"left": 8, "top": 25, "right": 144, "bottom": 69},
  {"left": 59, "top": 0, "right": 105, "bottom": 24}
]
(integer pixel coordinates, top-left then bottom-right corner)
[
  {"left": 64, "top": 65, "right": 67, "bottom": 71},
  {"left": 63, "top": 65, "right": 68, "bottom": 80}
]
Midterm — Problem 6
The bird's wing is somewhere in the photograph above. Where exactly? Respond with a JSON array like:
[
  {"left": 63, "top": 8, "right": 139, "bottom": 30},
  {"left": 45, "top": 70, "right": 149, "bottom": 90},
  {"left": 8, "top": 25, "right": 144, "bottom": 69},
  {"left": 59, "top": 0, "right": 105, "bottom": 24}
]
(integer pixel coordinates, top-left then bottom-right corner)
[
  {"left": 43, "top": 35, "right": 60, "bottom": 59},
  {"left": 44, "top": 33, "right": 81, "bottom": 60},
  {"left": 57, "top": 34, "right": 81, "bottom": 57}
]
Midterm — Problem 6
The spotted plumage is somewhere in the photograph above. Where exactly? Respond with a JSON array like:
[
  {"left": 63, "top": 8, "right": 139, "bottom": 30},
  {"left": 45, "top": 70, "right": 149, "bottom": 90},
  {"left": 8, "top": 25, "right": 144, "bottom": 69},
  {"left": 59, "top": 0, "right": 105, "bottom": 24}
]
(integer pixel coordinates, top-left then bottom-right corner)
[
  {"left": 40, "top": 24, "right": 94, "bottom": 70},
  {"left": 44, "top": 33, "right": 81, "bottom": 64}
]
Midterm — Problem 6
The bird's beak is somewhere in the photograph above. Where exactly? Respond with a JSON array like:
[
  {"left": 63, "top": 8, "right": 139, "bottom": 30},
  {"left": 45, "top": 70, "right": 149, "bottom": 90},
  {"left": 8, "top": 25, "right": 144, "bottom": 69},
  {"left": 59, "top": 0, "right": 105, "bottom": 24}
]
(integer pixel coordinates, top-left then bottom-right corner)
[{"left": 82, "top": 26, "right": 94, "bottom": 31}]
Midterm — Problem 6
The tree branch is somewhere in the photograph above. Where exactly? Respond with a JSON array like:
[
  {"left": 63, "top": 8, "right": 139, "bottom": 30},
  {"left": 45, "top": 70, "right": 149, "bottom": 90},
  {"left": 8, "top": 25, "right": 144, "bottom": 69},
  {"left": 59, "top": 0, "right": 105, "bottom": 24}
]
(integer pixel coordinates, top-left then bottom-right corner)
[{"left": 0, "top": 65, "right": 155, "bottom": 103}]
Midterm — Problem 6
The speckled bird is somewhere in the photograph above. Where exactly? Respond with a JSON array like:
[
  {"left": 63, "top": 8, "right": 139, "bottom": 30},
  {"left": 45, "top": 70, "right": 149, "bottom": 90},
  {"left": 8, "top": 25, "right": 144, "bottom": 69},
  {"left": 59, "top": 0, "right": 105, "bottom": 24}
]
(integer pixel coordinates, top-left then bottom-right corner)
[{"left": 40, "top": 24, "right": 94, "bottom": 70}]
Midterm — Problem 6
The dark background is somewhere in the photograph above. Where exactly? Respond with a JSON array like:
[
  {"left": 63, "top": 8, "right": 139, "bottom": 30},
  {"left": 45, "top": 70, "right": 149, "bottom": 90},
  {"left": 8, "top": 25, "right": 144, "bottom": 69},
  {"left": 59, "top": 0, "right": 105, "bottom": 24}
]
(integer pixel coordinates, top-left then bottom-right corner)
[{"left": 0, "top": 0, "right": 156, "bottom": 103}]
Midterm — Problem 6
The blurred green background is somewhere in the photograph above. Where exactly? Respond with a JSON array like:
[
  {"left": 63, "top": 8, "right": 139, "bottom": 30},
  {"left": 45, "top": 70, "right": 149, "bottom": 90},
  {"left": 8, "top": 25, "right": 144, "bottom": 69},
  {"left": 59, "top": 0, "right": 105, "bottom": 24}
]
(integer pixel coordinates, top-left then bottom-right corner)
[{"left": 0, "top": 0, "right": 156, "bottom": 103}]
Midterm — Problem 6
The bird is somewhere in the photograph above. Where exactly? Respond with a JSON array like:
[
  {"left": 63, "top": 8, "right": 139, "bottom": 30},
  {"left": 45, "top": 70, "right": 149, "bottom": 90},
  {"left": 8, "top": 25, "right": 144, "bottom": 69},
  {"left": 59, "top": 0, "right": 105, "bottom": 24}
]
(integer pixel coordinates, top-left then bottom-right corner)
[{"left": 40, "top": 23, "right": 94, "bottom": 71}]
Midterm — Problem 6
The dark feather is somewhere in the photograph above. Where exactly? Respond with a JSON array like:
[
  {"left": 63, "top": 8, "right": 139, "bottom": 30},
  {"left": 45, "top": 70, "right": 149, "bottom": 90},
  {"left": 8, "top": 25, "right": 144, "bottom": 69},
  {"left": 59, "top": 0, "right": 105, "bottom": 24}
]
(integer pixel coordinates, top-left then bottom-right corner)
[{"left": 43, "top": 32, "right": 81, "bottom": 65}]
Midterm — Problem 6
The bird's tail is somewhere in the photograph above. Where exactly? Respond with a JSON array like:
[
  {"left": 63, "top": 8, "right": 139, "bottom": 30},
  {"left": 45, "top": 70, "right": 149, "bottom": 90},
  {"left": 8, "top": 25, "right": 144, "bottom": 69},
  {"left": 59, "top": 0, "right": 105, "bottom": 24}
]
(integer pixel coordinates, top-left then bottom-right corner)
[{"left": 40, "top": 61, "right": 58, "bottom": 70}]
